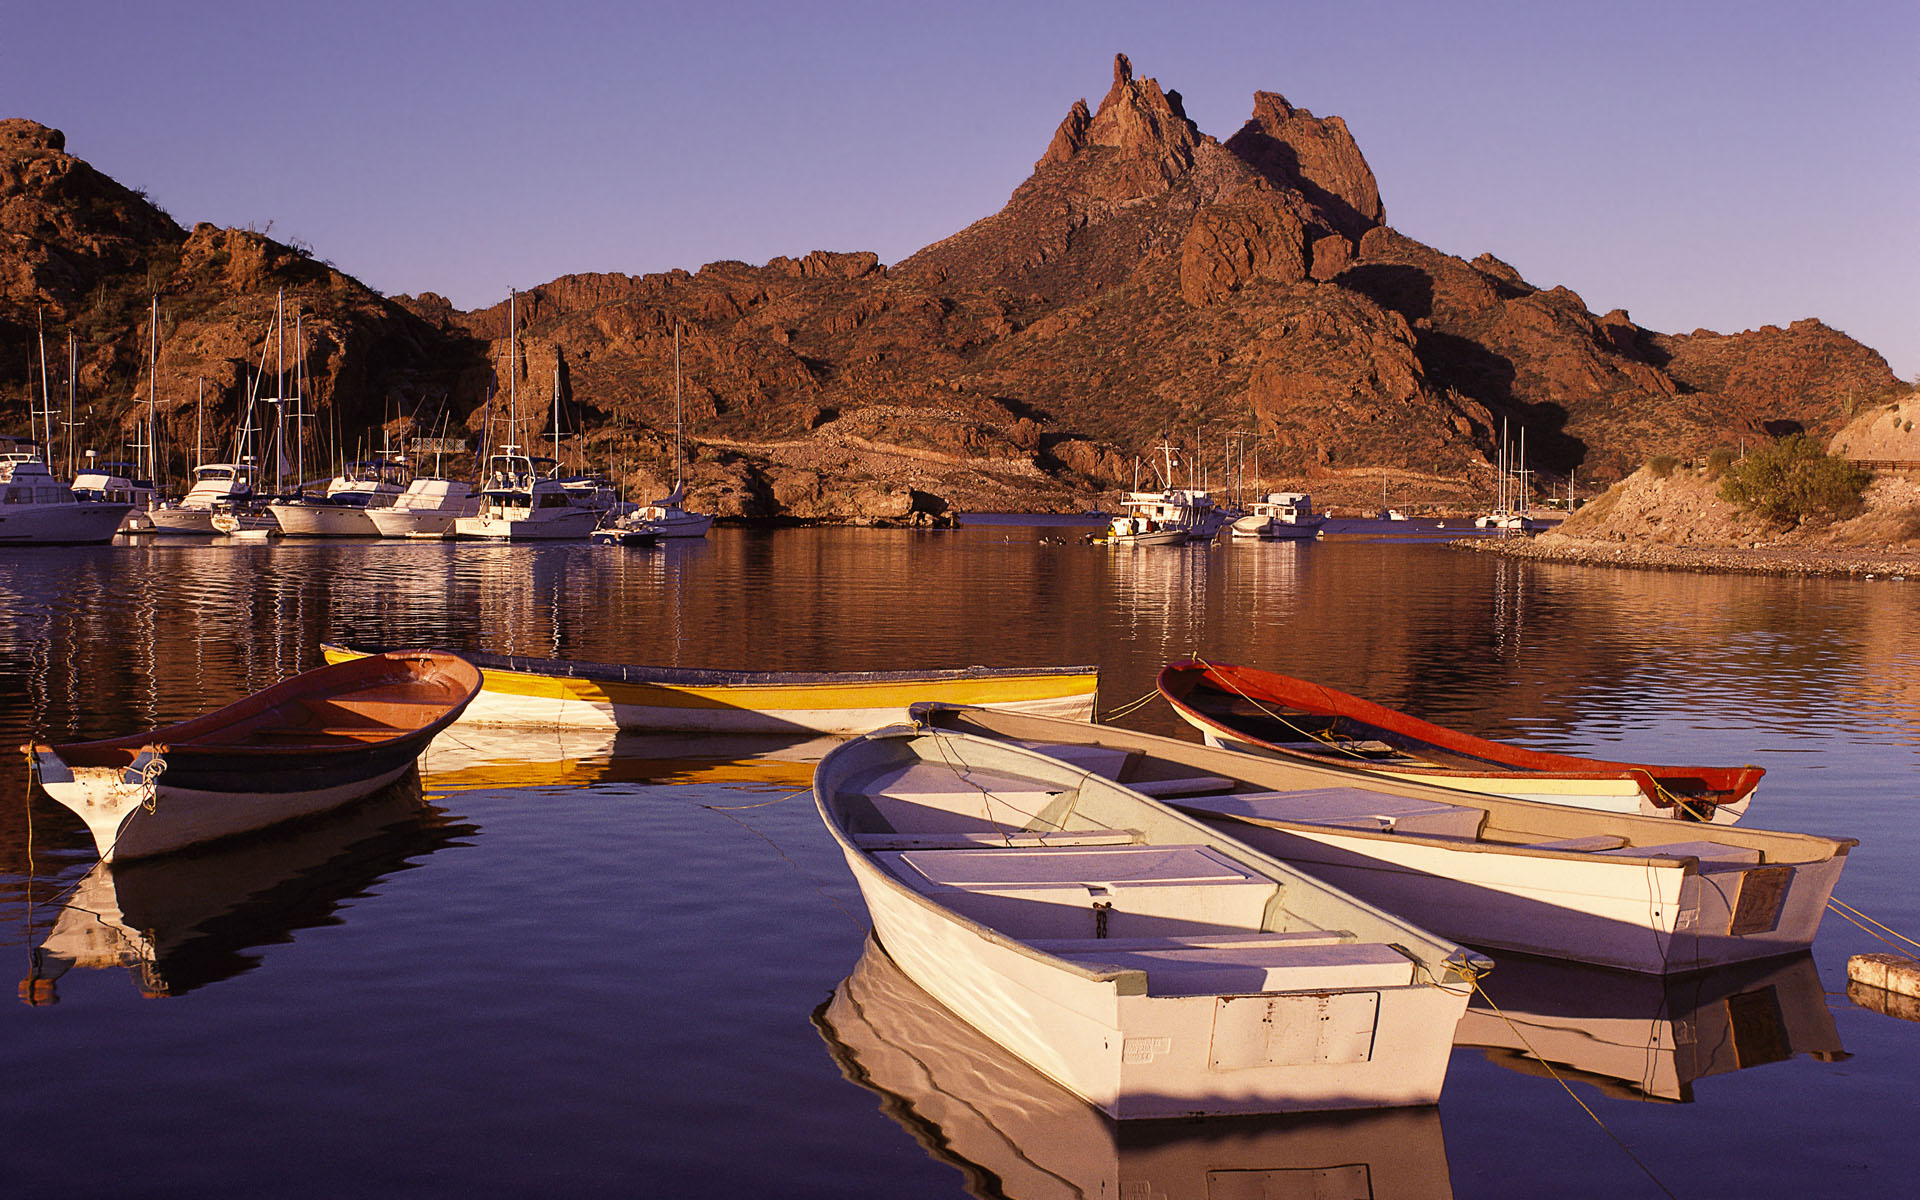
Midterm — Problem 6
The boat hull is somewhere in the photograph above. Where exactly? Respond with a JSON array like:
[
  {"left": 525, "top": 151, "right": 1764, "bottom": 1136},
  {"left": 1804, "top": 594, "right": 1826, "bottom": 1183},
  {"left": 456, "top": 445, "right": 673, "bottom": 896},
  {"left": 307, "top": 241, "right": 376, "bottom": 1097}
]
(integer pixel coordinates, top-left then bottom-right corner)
[
  {"left": 0, "top": 502, "right": 131, "bottom": 544},
  {"left": 452, "top": 509, "right": 599, "bottom": 540},
  {"left": 814, "top": 729, "right": 1482, "bottom": 1117},
  {"left": 146, "top": 505, "right": 220, "bottom": 534},
  {"left": 30, "top": 650, "right": 481, "bottom": 861},
  {"left": 268, "top": 502, "right": 383, "bottom": 537},
  {"left": 320, "top": 644, "right": 1097, "bottom": 733}
]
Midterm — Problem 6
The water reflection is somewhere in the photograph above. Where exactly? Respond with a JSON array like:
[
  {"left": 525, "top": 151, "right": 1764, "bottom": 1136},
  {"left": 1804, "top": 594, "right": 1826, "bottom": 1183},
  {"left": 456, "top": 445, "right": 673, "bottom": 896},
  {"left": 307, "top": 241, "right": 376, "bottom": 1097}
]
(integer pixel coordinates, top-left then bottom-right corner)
[
  {"left": 817, "top": 936, "right": 1454, "bottom": 1200},
  {"left": 1454, "top": 953, "right": 1844, "bottom": 1102},
  {"left": 20, "top": 775, "right": 475, "bottom": 1002},
  {"left": 417, "top": 727, "right": 833, "bottom": 793}
]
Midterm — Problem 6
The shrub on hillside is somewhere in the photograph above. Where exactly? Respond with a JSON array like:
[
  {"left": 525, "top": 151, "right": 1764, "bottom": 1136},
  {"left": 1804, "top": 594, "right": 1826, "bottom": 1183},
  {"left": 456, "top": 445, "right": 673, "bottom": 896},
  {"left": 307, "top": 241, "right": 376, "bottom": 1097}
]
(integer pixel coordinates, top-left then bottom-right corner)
[
  {"left": 1705, "top": 448, "right": 1736, "bottom": 480},
  {"left": 1647, "top": 455, "right": 1680, "bottom": 478},
  {"left": 1717, "top": 434, "right": 1869, "bottom": 527}
]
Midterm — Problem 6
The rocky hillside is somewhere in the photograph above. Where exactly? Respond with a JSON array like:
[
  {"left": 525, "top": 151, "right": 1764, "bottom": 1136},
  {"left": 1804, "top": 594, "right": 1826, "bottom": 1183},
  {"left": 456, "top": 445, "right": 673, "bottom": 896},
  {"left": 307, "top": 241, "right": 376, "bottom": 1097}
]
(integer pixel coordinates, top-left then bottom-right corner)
[{"left": 1, "top": 57, "right": 1904, "bottom": 519}]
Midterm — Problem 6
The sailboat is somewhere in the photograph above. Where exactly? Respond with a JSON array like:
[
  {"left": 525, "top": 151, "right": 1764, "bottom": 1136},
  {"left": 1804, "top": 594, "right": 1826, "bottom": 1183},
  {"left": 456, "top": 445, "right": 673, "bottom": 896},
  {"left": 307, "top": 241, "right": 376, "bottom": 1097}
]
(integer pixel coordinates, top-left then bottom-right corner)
[
  {"left": 608, "top": 323, "right": 712, "bottom": 540},
  {"left": 1475, "top": 419, "right": 1545, "bottom": 532}
]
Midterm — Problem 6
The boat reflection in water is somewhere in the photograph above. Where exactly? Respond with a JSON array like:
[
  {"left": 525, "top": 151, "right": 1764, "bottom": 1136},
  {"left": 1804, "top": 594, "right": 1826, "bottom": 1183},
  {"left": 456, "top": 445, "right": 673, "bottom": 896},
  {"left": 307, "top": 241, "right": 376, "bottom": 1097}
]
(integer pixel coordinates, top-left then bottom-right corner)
[
  {"left": 1454, "top": 952, "right": 1844, "bottom": 1103},
  {"left": 816, "top": 936, "right": 1454, "bottom": 1200},
  {"left": 22, "top": 774, "right": 475, "bottom": 1002},
  {"left": 416, "top": 726, "right": 836, "bottom": 794}
]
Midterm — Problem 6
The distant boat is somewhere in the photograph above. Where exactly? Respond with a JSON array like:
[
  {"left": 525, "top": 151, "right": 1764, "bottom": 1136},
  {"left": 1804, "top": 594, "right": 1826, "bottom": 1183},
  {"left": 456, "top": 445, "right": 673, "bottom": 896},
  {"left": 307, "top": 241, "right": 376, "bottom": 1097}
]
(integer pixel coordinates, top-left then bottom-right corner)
[
  {"left": 816, "top": 934, "right": 1459, "bottom": 1187},
  {"left": 1156, "top": 659, "right": 1762, "bottom": 823},
  {"left": 588, "top": 521, "right": 661, "bottom": 548},
  {"left": 321, "top": 643, "right": 1098, "bottom": 734},
  {"left": 1231, "top": 491, "right": 1325, "bottom": 540},
  {"left": 28, "top": 650, "right": 481, "bottom": 862},
  {"left": 0, "top": 441, "right": 131, "bottom": 544},
  {"left": 912, "top": 703, "right": 1851, "bottom": 975},
  {"left": 268, "top": 457, "right": 411, "bottom": 536},
  {"left": 71, "top": 459, "right": 161, "bottom": 532},
  {"left": 628, "top": 322, "right": 713, "bottom": 539},
  {"left": 812, "top": 720, "right": 1485, "bottom": 1117},
  {"left": 149, "top": 462, "right": 257, "bottom": 534},
  {"left": 366, "top": 477, "right": 480, "bottom": 539},
  {"left": 453, "top": 448, "right": 603, "bottom": 540}
]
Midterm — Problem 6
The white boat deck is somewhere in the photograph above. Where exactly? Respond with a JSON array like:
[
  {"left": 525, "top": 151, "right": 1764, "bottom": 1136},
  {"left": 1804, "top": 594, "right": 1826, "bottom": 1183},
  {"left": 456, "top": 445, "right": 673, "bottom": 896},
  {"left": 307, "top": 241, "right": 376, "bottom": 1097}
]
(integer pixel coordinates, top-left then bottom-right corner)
[{"left": 1177, "top": 787, "right": 1486, "bottom": 839}]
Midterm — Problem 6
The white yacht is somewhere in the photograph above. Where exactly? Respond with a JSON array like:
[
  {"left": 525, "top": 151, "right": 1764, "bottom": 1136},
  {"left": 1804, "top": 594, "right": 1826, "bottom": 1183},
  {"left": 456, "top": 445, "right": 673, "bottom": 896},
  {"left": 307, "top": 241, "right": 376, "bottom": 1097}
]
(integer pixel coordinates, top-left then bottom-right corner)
[
  {"left": 1113, "top": 487, "right": 1225, "bottom": 542},
  {"left": 623, "top": 481, "right": 713, "bottom": 539},
  {"left": 148, "top": 463, "right": 257, "bottom": 534},
  {"left": 268, "top": 458, "right": 410, "bottom": 537},
  {"left": 366, "top": 477, "right": 481, "bottom": 539},
  {"left": 1231, "top": 491, "right": 1326, "bottom": 540},
  {"left": 71, "top": 460, "right": 161, "bottom": 532},
  {"left": 453, "top": 450, "right": 600, "bottom": 541},
  {"left": 0, "top": 443, "right": 132, "bottom": 544}
]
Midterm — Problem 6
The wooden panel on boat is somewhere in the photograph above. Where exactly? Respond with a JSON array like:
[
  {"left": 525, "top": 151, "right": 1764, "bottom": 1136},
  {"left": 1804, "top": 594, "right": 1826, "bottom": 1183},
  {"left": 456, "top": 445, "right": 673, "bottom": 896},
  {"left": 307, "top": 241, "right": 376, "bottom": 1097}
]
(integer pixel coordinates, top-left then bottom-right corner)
[
  {"left": 1210, "top": 991, "right": 1382, "bottom": 1068},
  {"left": 1728, "top": 865, "right": 1793, "bottom": 935},
  {"left": 1181, "top": 788, "right": 1485, "bottom": 839}
]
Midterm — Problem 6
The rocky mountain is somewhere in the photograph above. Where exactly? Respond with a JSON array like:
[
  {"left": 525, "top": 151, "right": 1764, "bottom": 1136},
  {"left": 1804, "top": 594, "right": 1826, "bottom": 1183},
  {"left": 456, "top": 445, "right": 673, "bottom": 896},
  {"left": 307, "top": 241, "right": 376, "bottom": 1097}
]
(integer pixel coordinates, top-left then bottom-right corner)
[{"left": 0, "top": 57, "right": 1902, "bottom": 518}]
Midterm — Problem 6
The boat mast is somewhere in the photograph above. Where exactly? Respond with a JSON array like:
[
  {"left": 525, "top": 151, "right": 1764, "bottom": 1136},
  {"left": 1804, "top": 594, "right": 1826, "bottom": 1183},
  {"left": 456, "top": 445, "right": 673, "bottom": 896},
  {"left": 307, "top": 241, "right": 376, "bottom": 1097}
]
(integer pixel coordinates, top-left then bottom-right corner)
[
  {"left": 35, "top": 311, "right": 51, "bottom": 463},
  {"left": 195, "top": 377, "right": 203, "bottom": 469},
  {"left": 148, "top": 295, "right": 158, "bottom": 486},
  {"left": 274, "top": 289, "right": 285, "bottom": 494},
  {"left": 674, "top": 320, "right": 683, "bottom": 489},
  {"left": 66, "top": 331, "right": 77, "bottom": 478},
  {"left": 294, "top": 308, "right": 305, "bottom": 487}
]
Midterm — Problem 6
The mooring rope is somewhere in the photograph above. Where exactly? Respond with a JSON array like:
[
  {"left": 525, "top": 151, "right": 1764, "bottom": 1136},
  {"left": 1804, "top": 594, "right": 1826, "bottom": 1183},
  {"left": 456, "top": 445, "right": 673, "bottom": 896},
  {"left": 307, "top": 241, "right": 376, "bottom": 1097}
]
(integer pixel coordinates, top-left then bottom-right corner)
[{"left": 1826, "top": 897, "right": 1920, "bottom": 960}]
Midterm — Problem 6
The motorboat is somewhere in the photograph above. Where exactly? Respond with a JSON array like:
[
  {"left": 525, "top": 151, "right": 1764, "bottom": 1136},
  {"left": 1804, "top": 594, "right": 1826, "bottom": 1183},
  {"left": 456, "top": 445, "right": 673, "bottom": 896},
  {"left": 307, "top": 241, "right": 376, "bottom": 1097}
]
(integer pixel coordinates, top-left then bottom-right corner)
[
  {"left": 910, "top": 704, "right": 1852, "bottom": 976},
  {"left": 28, "top": 650, "right": 482, "bottom": 862},
  {"left": 148, "top": 463, "right": 257, "bottom": 534},
  {"left": 1230, "top": 492, "right": 1325, "bottom": 540},
  {"left": 366, "top": 477, "right": 481, "bottom": 539},
  {"left": 321, "top": 643, "right": 1098, "bottom": 733},
  {"left": 1157, "top": 659, "right": 1761, "bottom": 823},
  {"left": 268, "top": 457, "right": 411, "bottom": 536},
  {"left": 0, "top": 443, "right": 131, "bottom": 544},
  {"left": 624, "top": 481, "right": 713, "bottom": 539},
  {"left": 70, "top": 460, "right": 161, "bottom": 532},
  {"left": 452, "top": 450, "right": 601, "bottom": 541},
  {"left": 813, "top": 720, "right": 1487, "bottom": 1117}
]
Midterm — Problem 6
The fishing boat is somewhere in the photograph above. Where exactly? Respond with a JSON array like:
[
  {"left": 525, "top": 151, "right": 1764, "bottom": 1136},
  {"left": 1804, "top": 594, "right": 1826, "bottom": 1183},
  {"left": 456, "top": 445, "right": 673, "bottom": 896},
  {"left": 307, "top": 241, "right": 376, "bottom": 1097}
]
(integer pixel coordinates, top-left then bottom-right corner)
[
  {"left": 813, "top": 721, "right": 1487, "bottom": 1117},
  {"left": 1229, "top": 492, "right": 1325, "bottom": 540},
  {"left": 1157, "top": 659, "right": 1762, "bottom": 823},
  {"left": 0, "top": 442, "right": 132, "bottom": 544},
  {"left": 27, "top": 650, "right": 482, "bottom": 862},
  {"left": 909, "top": 704, "right": 1852, "bottom": 975},
  {"left": 320, "top": 643, "right": 1097, "bottom": 733},
  {"left": 816, "top": 934, "right": 1458, "bottom": 1193}
]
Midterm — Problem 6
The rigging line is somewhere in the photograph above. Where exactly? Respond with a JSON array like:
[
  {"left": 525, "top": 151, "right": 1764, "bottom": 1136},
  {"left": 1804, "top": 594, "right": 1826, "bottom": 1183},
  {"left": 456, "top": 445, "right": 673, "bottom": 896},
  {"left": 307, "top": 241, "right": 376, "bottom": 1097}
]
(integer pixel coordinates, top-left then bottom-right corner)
[
  {"left": 1188, "top": 656, "right": 1381, "bottom": 761},
  {"left": 1469, "top": 976, "right": 1681, "bottom": 1200},
  {"left": 700, "top": 788, "right": 809, "bottom": 812},
  {"left": 923, "top": 728, "right": 1117, "bottom": 842},
  {"left": 702, "top": 802, "right": 864, "bottom": 932}
]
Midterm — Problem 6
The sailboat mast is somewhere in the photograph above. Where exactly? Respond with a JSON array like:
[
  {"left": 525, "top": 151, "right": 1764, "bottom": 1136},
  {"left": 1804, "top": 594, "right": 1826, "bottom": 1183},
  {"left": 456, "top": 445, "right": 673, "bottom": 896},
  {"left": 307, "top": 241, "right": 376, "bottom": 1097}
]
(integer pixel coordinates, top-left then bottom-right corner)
[
  {"left": 674, "top": 321, "right": 683, "bottom": 487},
  {"left": 148, "top": 295, "right": 158, "bottom": 485},
  {"left": 36, "top": 312, "right": 51, "bottom": 462},
  {"left": 195, "top": 377, "right": 204, "bottom": 468},
  {"left": 66, "top": 332, "right": 76, "bottom": 478}
]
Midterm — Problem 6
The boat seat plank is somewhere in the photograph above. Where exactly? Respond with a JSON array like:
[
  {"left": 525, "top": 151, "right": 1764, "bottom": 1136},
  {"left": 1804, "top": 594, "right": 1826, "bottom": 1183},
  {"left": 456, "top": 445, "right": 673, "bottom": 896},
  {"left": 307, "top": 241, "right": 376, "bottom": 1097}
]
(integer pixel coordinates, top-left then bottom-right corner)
[
  {"left": 1598, "top": 840, "right": 1765, "bottom": 870},
  {"left": 1125, "top": 775, "right": 1240, "bottom": 798},
  {"left": 1010, "top": 740, "right": 1135, "bottom": 777},
  {"left": 852, "top": 760, "right": 1073, "bottom": 836},
  {"left": 1047, "top": 940, "right": 1414, "bottom": 996},
  {"left": 851, "top": 829, "right": 1142, "bottom": 851},
  {"left": 1029, "top": 930, "right": 1359, "bottom": 952},
  {"left": 1524, "top": 835, "right": 1630, "bottom": 853},
  {"left": 1179, "top": 788, "right": 1485, "bottom": 839}
]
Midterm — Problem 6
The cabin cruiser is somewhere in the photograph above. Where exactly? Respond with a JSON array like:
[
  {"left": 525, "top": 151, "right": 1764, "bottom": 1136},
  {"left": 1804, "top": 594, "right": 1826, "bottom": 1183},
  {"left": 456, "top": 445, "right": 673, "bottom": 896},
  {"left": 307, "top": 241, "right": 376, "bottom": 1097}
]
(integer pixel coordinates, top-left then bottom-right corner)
[
  {"left": 453, "top": 449, "right": 600, "bottom": 541},
  {"left": 1231, "top": 491, "right": 1326, "bottom": 540},
  {"left": 1108, "top": 487, "right": 1226, "bottom": 544},
  {"left": 616, "top": 480, "right": 712, "bottom": 539},
  {"left": 147, "top": 463, "right": 259, "bottom": 534},
  {"left": 70, "top": 460, "right": 161, "bottom": 532},
  {"left": 268, "top": 457, "right": 411, "bottom": 536},
  {"left": 0, "top": 443, "right": 131, "bottom": 544},
  {"left": 366, "top": 477, "right": 481, "bottom": 539}
]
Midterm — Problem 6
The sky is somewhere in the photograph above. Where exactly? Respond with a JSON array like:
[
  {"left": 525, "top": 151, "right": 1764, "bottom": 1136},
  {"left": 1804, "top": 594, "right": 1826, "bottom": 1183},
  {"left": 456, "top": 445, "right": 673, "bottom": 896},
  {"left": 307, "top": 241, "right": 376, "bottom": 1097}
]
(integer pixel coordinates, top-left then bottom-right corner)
[{"left": 9, "top": 0, "right": 1916, "bottom": 378}]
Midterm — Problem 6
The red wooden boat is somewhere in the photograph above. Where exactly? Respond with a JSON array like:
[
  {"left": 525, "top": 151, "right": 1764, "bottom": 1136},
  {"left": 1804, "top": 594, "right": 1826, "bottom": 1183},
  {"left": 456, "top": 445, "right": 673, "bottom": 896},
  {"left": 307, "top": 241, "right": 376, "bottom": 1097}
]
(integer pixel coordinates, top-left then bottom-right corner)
[
  {"left": 28, "top": 650, "right": 482, "bottom": 861},
  {"left": 1157, "top": 659, "right": 1761, "bottom": 823}
]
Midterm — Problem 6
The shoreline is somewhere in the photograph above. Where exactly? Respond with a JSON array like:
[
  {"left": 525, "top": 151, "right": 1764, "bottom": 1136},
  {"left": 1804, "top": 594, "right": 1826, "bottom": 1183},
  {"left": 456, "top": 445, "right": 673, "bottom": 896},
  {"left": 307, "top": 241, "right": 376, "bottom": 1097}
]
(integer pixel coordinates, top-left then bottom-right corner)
[{"left": 1456, "top": 532, "right": 1920, "bottom": 580}]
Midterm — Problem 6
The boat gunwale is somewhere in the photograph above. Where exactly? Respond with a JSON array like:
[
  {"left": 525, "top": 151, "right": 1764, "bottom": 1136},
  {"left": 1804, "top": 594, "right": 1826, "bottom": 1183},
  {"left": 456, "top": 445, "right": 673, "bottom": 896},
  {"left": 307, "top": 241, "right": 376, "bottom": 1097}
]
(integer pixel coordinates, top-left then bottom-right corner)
[
  {"left": 325, "top": 643, "right": 1098, "bottom": 691},
  {"left": 1158, "top": 660, "right": 1766, "bottom": 803}
]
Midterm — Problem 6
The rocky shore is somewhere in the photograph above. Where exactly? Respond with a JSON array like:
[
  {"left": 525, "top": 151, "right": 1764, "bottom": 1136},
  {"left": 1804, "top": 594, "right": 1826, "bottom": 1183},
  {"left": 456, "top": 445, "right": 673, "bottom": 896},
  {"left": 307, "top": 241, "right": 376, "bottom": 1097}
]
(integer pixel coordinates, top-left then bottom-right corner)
[{"left": 1457, "top": 532, "right": 1919, "bottom": 580}]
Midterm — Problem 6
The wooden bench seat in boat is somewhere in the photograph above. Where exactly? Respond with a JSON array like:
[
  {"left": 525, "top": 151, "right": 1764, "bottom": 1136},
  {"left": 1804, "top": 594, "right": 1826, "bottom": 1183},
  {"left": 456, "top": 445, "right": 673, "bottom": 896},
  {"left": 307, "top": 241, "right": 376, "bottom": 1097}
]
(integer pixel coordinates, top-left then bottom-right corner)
[
  {"left": 1597, "top": 840, "right": 1765, "bottom": 871},
  {"left": 876, "top": 843, "right": 1279, "bottom": 940},
  {"left": 1006, "top": 741, "right": 1240, "bottom": 798},
  {"left": 1174, "top": 788, "right": 1486, "bottom": 839},
  {"left": 1034, "top": 932, "right": 1416, "bottom": 995},
  {"left": 1520, "top": 835, "right": 1630, "bottom": 852},
  {"left": 851, "top": 829, "right": 1142, "bottom": 851},
  {"left": 845, "top": 760, "right": 1075, "bottom": 835}
]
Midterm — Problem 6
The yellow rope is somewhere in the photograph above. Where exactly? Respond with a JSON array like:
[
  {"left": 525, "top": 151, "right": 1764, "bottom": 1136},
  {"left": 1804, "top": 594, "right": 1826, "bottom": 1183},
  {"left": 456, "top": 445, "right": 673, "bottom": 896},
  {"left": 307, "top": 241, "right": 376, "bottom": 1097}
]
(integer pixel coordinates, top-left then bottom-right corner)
[
  {"left": 1468, "top": 975, "right": 1680, "bottom": 1200},
  {"left": 1827, "top": 897, "right": 1920, "bottom": 959},
  {"left": 1101, "top": 688, "right": 1162, "bottom": 721},
  {"left": 700, "top": 788, "right": 809, "bottom": 812}
]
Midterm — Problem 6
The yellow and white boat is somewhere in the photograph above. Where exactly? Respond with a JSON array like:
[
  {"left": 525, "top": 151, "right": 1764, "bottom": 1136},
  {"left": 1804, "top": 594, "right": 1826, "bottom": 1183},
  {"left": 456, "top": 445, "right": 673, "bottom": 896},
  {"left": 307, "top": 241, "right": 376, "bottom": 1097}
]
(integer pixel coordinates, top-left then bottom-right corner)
[{"left": 321, "top": 644, "right": 1098, "bottom": 734}]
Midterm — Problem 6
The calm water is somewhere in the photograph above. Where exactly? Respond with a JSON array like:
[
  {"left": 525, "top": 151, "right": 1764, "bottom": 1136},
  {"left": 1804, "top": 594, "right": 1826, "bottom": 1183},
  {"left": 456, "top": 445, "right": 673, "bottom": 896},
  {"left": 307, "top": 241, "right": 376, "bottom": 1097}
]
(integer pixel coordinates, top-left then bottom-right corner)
[{"left": 2, "top": 528, "right": 1916, "bottom": 1198}]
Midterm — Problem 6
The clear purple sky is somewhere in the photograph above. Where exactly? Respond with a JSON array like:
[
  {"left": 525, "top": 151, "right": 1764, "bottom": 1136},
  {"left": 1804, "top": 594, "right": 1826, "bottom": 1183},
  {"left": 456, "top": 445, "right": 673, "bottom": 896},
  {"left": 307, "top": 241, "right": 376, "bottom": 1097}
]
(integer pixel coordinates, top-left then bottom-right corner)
[{"left": 12, "top": 1, "right": 1916, "bottom": 377}]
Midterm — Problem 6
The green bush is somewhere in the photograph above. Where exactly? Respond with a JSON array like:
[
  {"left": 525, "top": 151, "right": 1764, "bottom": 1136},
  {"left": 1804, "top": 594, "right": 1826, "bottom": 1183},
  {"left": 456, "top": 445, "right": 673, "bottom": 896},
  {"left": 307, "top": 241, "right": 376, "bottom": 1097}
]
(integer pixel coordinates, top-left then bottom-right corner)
[
  {"left": 1647, "top": 455, "right": 1680, "bottom": 478},
  {"left": 1705, "top": 447, "right": 1737, "bottom": 480},
  {"left": 1717, "top": 434, "right": 1870, "bottom": 527}
]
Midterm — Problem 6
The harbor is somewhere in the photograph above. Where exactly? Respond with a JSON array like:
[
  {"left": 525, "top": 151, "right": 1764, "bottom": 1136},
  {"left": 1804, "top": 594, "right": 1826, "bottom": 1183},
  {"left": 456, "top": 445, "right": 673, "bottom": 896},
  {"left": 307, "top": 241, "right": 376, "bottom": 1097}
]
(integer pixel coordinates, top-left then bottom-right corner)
[{"left": 2, "top": 526, "right": 1916, "bottom": 1196}]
